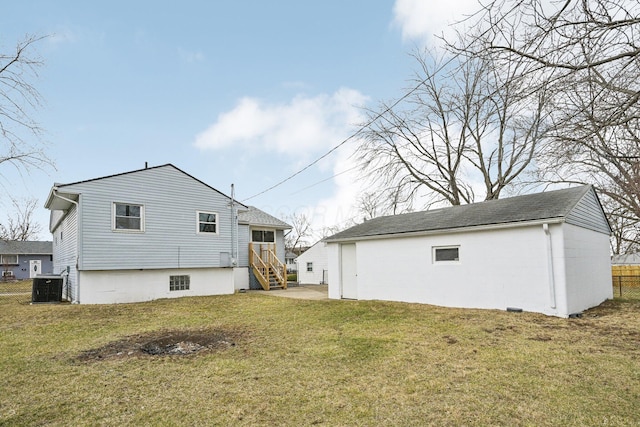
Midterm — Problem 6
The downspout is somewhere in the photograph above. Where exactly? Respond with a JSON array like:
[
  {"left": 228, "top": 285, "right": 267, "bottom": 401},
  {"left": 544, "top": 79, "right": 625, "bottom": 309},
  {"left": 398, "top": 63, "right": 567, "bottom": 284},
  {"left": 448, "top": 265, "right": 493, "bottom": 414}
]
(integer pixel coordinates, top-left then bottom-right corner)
[
  {"left": 230, "top": 184, "right": 237, "bottom": 267},
  {"left": 543, "top": 223, "right": 557, "bottom": 310},
  {"left": 51, "top": 188, "right": 81, "bottom": 304}
]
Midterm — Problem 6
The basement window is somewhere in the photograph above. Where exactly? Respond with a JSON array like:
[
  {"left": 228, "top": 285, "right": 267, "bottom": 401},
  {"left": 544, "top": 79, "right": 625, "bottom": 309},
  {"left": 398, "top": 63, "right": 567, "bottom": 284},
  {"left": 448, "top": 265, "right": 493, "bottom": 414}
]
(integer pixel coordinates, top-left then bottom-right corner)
[
  {"left": 169, "top": 275, "right": 190, "bottom": 291},
  {"left": 433, "top": 246, "right": 460, "bottom": 263}
]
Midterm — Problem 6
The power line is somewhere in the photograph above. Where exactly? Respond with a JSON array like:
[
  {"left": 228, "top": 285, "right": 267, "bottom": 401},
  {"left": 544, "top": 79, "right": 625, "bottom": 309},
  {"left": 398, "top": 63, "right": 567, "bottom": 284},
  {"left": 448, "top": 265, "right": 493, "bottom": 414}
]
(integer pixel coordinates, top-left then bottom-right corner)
[
  {"left": 241, "top": 130, "right": 363, "bottom": 202},
  {"left": 241, "top": 78, "right": 432, "bottom": 203},
  {"left": 288, "top": 166, "right": 358, "bottom": 196}
]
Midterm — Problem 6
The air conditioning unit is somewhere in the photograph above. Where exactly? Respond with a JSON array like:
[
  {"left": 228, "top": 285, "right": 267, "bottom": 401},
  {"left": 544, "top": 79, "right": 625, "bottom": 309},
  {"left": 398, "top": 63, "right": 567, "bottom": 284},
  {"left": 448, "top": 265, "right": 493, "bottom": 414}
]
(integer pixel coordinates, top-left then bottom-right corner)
[{"left": 32, "top": 276, "right": 63, "bottom": 303}]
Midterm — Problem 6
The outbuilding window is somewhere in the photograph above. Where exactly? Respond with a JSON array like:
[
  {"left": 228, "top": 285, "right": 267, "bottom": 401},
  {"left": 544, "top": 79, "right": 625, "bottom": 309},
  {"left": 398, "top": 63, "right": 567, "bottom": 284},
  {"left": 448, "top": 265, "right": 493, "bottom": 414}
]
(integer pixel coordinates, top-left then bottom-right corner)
[
  {"left": 113, "top": 203, "right": 144, "bottom": 231},
  {"left": 433, "top": 246, "right": 460, "bottom": 263},
  {"left": 307, "top": 262, "right": 313, "bottom": 272}
]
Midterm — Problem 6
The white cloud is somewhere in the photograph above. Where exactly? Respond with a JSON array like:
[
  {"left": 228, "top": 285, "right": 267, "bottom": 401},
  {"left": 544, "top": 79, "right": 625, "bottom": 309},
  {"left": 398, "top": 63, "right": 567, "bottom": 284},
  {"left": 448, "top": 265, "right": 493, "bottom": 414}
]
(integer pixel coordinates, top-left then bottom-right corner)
[
  {"left": 194, "top": 88, "right": 368, "bottom": 154},
  {"left": 178, "top": 48, "right": 205, "bottom": 63},
  {"left": 195, "top": 88, "right": 370, "bottom": 239},
  {"left": 392, "top": 0, "right": 479, "bottom": 44},
  {"left": 308, "top": 145, "right": 366, "bottom": 236}
]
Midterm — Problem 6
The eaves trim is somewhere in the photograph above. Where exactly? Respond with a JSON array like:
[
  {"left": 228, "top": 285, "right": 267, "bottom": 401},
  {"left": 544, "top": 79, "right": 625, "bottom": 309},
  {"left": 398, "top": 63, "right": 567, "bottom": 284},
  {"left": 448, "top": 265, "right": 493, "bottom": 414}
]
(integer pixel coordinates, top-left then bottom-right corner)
[{"left": 325, "top": 217, "right": 566, "bottom": 243}]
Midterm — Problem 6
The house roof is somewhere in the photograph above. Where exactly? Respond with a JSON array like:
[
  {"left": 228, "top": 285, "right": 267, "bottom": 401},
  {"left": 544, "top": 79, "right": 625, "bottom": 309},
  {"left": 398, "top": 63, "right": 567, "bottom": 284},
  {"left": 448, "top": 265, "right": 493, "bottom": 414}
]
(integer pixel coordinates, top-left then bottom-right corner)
[
  {"left": 238, "top": 206, "right": 291, "bottom": 230},
  {"left": 0, "top": 241, "right": 53, "bottom": 255},
  {"left": 612, "top": 253, "right": 640, "bottom": 265},
  {"left": 326, "top": 185, "right": 597, "bottom": 242},
  {"left": 45, "top": 164, "right": 248, "bottom": 211}
]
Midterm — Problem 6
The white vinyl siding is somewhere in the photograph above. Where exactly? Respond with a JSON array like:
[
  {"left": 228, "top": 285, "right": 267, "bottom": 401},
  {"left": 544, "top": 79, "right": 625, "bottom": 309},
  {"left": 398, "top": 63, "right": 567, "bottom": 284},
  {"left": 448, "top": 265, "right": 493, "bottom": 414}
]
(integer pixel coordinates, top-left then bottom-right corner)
[
  {"left": 566, "top": 189, "right": 611, "bottom": 235},
  {"left": 52, "top": 204, "right": 79, "bottom": 302},
  {"left": 57, "top": 165, "right": 234, "bottom": 270},
  {"left": 237, "top": 224, "right": 250, "bottom": 267}
]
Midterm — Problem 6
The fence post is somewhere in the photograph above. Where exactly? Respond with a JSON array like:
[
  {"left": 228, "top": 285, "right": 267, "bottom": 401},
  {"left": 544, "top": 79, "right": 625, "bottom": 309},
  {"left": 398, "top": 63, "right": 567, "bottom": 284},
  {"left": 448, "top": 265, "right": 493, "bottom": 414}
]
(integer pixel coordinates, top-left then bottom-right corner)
[{"left": 618, "top": 276, "right": 622, "bottom": 297}]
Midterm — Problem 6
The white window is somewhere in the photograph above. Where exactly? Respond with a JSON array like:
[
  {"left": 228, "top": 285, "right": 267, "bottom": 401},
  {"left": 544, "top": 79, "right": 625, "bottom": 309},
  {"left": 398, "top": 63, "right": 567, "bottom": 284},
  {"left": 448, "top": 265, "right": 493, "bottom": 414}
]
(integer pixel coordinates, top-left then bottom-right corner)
[
  {"left": 170, "top": 275, "right": 190, "bottom": 291},
  {"left": 433, "top": 246, "right": 460, "bottom": 263},
  {"left": 197, "top": 211, "right": 218, "bottom": 234},
  {"left": 1, "top": 255, "right": 18, "bottom": 265},
  {"left": 113, "top": 203, "right": 144, "bottom": 231},
  {"left": 306, "top": 262, "right": 313, "bottom": 272},
  {"left": 252, "top": 229, "right": 275, "bottom": 243}
]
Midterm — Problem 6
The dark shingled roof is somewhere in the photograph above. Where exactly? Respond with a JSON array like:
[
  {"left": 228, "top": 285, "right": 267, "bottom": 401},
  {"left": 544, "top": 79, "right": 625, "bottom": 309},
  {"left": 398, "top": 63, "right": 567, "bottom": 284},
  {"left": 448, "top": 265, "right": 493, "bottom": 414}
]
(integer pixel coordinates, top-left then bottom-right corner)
[
  {"left": 0, "top": 241, "right": 53, "bottom": 254},
  {"left": 326, "top": 186, "right": 592, "bottom": 241}
]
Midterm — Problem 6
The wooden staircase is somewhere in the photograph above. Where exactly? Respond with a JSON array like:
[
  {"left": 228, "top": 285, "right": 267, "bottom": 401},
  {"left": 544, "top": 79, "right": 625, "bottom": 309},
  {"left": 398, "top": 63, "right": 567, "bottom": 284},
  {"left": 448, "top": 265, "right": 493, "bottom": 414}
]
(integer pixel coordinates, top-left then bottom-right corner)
[{"left": 249, "top": 243, "right": 287, "bottom": 291}]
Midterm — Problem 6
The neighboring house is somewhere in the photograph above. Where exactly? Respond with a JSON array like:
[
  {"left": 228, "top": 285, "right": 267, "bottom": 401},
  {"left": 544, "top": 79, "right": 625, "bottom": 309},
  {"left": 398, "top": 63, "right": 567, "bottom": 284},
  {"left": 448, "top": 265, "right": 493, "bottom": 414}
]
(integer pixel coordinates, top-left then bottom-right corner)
[
  {"left": 296, "top": 240, "right": 328, "bottom": 284},
  {"left": 285, "top": 251, "right": 298, "bottom": 273},
  {"left": 0, "top": 241, "right": 53, "bottom": 280},
  {"left": 611, "top": 253, "right": 640, "bottom": 281},
  {"left": 611, "top": 253, "right": 640, "bottom": 266},
  {"left": 325, "top": 185, "right": 612, "bottom": 318},
  {"left": 44, "top": 164, "right": 290, "bottom": 304}
]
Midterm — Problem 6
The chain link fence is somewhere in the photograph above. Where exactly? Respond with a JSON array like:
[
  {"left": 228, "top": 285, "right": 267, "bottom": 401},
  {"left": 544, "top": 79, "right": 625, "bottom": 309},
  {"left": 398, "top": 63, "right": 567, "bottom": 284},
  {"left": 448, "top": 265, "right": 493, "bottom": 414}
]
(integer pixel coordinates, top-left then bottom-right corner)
[
  {"left": 0, "top": 280, "right": 32, "bottom": 304},
  {"left": 612, "top": 276, "right": 640, "bottom": 299}
]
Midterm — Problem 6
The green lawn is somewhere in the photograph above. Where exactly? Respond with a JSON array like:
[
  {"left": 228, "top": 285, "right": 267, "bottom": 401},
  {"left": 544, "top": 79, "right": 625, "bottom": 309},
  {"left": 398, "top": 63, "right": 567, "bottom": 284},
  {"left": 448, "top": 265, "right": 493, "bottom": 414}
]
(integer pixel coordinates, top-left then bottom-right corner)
[{"left": 1, "top": 293, "right": 639, "bottom": 426}]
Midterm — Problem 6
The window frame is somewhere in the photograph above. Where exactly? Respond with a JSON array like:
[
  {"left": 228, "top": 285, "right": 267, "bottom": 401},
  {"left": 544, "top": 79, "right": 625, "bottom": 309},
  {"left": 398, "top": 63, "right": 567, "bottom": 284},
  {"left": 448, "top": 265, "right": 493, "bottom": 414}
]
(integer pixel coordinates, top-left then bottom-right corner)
[
  {"left": 251, "top": 229, "right": 276, "bottom": 243},
  {"left": 433, "top": 246, "right": 460, "bottom": 264},
  {"left": 169, "top": 275, "right": 190, "bottom": 291},
  {"left": 112, "top": 202, "right": 145, "bottom": 232},
  {"left": 306, "top": 262, "right": 313, "bottom": 272},
  {"left": 197, "top": 211, "right": 219, "bottom": 235},
  {"left": 0, "top": 254, "right": 18, "bottom": 265}
]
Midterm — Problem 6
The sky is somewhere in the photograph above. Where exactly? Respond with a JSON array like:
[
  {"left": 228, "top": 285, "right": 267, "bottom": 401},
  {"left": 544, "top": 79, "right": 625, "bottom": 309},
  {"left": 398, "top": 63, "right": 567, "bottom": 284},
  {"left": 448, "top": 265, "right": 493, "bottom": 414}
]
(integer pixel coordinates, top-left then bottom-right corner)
[{"left": 1, "top": 0, "right": 479, "bottom": 242}]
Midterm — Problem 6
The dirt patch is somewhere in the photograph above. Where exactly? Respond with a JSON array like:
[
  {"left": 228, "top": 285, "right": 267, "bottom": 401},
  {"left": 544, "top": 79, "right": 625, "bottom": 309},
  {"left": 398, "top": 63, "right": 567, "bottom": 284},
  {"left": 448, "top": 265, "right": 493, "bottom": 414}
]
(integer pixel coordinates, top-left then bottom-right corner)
[{"left": 75, "top": 327, "right": 246, "bottom": 362}]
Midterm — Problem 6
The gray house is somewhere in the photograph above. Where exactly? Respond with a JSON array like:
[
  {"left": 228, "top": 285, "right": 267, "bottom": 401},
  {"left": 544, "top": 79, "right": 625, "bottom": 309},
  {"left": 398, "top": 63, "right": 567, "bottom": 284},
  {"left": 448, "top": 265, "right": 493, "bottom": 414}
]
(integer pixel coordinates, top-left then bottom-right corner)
[
  {"left": 44, "top": 164, "right": 290, "bottom": 304},
  {"left": 0, "top": 241, "right": 53, "bottom": 280}
]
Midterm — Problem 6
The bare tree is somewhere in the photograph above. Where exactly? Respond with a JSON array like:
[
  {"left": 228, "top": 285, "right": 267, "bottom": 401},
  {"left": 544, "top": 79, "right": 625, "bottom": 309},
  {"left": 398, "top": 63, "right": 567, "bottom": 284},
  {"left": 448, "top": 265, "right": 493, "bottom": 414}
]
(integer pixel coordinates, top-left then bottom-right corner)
[
  {"left": 606, "top": 199, "right": 640, "bottom": 254},
  {"left": 0, "top": 34, "right": 52, "bottom": 180},
  {"left": 357, "top": 49, "right": 548, "bottom": 208},
  {"left": 450, "top": 0, "right": 640, "bottom": 251},
  {"left": 0, "top": 197, "right": 42, "bottom": 241},
  {"left": 284, "top": 212, "right": 312, "bottom": 253}
]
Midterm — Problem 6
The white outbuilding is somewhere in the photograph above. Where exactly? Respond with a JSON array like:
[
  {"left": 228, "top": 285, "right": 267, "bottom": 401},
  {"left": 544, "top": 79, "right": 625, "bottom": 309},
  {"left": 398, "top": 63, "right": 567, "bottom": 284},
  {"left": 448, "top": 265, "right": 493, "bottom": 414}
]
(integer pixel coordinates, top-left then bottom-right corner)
[
  {"left": 325, "top": 185, "right": 613, "bottom": 318},
  {"left": 296, "top": 240, "right": 328, "bottom": 285}
]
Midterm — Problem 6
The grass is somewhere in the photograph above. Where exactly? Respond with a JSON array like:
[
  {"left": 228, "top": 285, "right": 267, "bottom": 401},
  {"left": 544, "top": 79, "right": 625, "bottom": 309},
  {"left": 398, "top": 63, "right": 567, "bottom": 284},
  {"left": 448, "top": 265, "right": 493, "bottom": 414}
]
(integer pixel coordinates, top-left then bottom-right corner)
[{"left": 1, "top": 292, "right": 639, "bottom": 426}]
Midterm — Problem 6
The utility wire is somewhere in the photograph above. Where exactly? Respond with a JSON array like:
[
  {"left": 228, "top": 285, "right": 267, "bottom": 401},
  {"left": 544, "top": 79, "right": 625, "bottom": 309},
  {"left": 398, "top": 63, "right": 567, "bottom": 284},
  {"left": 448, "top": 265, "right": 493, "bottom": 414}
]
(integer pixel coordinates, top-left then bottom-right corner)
[
  {"left": 241, "top": 77, "right": 432, "bottom": 203},
  {"left": 288, "top": 165, "right": 358, "bottom": 196}
]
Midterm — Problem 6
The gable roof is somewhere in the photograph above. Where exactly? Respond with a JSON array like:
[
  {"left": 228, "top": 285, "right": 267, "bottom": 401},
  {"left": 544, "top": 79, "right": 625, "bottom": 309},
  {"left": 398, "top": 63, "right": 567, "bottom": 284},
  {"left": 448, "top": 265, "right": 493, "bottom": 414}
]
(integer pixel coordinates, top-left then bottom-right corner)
[
  {"left": 238, "top": 206, "right": 291, "bottom": 230},
  {"left": 45, "top": 164, "right": 248, "bottom": 211},
  {"left": 0, "top": 241, "right": 52, "bottom": 255},
  {"left": 611, "top": 253, "right": 640, "bottom": 265},
  {"left": 326, "top": 185, "right": 607, "bottom": 242}
]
